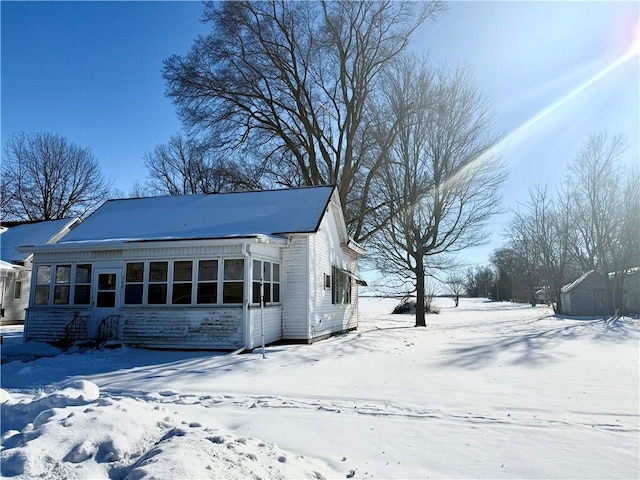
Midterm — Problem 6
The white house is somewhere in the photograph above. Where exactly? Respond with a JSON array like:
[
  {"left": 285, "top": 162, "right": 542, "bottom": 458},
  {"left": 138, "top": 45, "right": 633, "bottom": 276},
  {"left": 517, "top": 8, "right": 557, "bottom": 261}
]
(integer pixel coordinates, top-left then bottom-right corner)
[
  {"left": 1, "top": 218, "right": 80, "bottom": 325},
  {"left": 21, "top": 186, "right": 366, "bottom": 351}
]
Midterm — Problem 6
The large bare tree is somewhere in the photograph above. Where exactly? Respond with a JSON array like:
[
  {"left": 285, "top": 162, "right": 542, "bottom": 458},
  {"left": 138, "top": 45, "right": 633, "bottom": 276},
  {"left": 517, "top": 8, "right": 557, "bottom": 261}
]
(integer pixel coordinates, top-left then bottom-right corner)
[
  {"left": 163, "top": 0, "right": 445, "bottom": 241},
  {"left": 1, "top": 132, "right": 111, "bottom": 221},
  {"left": 368, "top": 60, "right": 506, "bottom": 326},
  {"left": 143, "top": 134, "right": 262, "bottom": 195}
]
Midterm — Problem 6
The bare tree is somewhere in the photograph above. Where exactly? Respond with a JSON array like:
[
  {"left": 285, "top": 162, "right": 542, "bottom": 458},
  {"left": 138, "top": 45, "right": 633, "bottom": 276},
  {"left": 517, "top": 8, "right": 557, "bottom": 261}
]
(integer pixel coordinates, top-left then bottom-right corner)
[
  {"left": 367, "top": 61, "right": 506, "bottom": 327},
  {"left": 567, "top": 131, "right": 637, "bottom": 313},
  {"left": 163, "top": 0, "right": 445, "bottom": 241},
  {"left": 143, "top": 134, "right": 262, "bottom": 195},
  {"left": 1, "top": 132, "right": 111, "bottom": 221},
  {"left": 445, "top": 273, "right": 465, "bottom": 307},
  {"left": 506, "top": 185, "right": 575, "bottom": 309},
  {"left": 464, "top": 265, "right": 496, "bottom": 298}
]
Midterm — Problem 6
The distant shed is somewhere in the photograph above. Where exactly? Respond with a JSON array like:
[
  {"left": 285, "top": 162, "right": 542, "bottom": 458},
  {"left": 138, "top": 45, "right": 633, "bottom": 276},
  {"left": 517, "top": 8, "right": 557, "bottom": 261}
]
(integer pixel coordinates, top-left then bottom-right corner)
[
  {"left": 560, "top": 268, "right": 640, "bottom": 316},
  {"left": 21, "top": 186, "right": 366, "bottom": 351}
]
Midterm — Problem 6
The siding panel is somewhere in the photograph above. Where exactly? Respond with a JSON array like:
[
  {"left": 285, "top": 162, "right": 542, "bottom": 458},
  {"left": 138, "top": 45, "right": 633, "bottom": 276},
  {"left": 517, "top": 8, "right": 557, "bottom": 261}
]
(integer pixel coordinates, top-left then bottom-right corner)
[{"left": 121, "top": 307, "right": 244, "bottom": 349}]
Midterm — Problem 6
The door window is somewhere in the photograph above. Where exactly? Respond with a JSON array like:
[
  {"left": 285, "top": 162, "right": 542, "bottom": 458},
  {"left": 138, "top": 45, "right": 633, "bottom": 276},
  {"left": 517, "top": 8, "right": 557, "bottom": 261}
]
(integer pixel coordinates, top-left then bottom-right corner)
[{"left": 97, "top": 273, "right": 117, "bottom": 308}]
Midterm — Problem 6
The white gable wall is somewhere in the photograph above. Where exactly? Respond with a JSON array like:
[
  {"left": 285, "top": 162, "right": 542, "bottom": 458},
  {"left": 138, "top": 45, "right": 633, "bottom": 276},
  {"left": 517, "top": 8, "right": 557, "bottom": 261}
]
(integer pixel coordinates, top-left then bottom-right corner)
[{"left": 307, "top": 200, "right": 358, "bottom": 340}]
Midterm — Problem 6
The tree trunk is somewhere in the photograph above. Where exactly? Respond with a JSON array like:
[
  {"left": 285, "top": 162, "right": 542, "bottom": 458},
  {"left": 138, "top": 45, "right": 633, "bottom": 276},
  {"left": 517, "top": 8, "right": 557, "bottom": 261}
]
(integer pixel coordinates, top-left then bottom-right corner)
[{"left": 415, "top": 257, "right": 426, "bottom": 327}]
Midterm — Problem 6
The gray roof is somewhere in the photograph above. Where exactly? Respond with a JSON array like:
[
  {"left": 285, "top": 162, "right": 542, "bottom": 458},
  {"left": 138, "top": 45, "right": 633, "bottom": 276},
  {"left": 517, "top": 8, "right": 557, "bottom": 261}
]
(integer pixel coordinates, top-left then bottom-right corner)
[
  {"left": 59, "top": 186, "right": 337, "bottom": 244},
  {"left": 0, "top": 218, "right": 79, "bottom": 263}
]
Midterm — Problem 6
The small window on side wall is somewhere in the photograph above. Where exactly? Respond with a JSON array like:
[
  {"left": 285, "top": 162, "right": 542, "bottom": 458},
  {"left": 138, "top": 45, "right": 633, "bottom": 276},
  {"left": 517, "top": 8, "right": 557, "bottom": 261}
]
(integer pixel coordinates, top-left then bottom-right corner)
[
  {"left": 14, "top": 281, "right": 22, "bottom": 300},
  {"left": 324, "top": 273, "right": 332, "bottom": 289}
]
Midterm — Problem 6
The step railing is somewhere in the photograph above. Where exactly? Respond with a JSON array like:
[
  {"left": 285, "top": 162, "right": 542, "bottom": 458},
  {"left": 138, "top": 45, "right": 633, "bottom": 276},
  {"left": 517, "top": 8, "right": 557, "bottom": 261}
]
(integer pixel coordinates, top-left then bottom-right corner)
[
  {"left": 62, "top": 312, "right": 89, "bottom": 348},
  {"left": 96, "top": 314, "right": 120, "bottom": 344}
]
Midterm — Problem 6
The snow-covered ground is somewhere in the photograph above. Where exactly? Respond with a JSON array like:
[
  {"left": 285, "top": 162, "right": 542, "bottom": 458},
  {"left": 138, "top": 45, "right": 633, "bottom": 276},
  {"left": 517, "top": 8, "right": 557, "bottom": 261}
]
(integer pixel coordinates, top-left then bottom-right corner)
[{"left": 1, "top": 298, "right": 638, "bottom": 479}]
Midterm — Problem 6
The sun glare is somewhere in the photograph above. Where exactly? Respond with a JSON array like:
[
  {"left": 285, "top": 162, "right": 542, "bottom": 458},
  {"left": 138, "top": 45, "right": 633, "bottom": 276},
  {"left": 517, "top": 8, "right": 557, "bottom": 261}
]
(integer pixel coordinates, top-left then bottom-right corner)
[{"left": 626, "top": 22, "right": 640, "bottom": 58}]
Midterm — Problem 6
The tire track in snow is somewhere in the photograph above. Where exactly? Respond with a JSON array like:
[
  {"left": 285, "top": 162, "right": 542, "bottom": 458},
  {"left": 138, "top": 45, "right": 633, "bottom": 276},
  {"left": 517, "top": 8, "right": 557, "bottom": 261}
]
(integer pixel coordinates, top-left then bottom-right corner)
[{"left": 104, "top": 389, "right": 640, "bottom": 434}]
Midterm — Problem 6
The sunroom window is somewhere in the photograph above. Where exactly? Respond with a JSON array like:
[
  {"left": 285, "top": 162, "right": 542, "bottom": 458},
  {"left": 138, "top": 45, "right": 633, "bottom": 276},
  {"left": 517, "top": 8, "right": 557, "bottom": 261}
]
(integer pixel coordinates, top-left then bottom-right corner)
[
  {"left": 223, "top": 259, "right": 244, "bottom": 304},
  {"left": 148, "top": 261, "right": 168, "bottom": 304},
  {"left": 125, "top": 262, "right": 144, "bottom": 305},
  {"left": 172, "top": 261, "right": 193, "bottom": 304},
  {"left": 252, "top": 260, "right": 281, "bottom": 305},
  {"left": 74, "top": 264, "right": 92, "bottom": 305},
  {"left": 197, "top": 260, "right": 218, "bottom": 304},
  {"left": 34, "top": 265, "right": 51, "bottom": 305}
]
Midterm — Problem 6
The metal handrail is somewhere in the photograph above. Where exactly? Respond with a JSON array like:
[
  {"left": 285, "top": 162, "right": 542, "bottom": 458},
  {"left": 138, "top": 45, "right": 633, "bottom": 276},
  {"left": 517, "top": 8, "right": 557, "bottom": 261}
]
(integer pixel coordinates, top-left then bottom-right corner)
[{"left": 96, "top": 314, "right": 120, "bottom": 343}]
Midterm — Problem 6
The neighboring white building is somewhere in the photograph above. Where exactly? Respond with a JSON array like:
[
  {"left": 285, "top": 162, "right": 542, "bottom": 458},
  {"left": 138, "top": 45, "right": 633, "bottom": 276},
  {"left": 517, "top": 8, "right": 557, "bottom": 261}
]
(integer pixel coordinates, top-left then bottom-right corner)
[
  {"left": 1, "top": 218, "right": 80, "bottom": 325},
  {"left": 22, "top": 186, "right": 366, "bottom": 350}
]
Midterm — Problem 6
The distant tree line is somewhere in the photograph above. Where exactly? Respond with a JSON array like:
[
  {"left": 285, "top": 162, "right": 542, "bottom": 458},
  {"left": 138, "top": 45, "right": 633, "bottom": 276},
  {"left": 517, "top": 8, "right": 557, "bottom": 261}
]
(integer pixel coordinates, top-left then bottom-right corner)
[{"left": 464, "top": 131, "right": 638, "bottom": 315}]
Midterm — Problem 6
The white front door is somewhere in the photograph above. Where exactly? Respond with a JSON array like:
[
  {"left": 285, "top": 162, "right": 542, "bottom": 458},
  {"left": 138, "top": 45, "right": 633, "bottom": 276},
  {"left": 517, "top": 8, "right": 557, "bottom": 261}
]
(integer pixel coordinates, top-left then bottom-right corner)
[{"left": 91, "top": 269, "right": 121, "bottom": 339}]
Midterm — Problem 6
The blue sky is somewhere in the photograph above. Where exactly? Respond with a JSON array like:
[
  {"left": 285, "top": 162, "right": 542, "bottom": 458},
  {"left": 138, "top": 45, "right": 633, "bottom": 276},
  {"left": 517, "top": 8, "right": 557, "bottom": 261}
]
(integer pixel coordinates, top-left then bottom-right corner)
[{"left": 2, "top": 1, "right": 638, "bottom": 268}]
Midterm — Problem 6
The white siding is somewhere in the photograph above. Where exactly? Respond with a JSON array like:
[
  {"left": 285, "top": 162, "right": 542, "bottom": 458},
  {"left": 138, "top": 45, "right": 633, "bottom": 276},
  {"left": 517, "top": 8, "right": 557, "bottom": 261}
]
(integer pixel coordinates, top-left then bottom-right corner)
[
  {"left": 121, "top": 307, "right": 244, "bottom": 350},
  {"left": 25, "top": 307, "right": 91, "bottom": 343},
  {"left": 1, "top": 269, "right": 31, "bottom": 324},
  {"left": 307, "top": 201, "right": 359, "bottom": 339},
  {"left": 248, "top": 306, "right": 283, "bottom": 347},
  {"left": 281, "top": 235, "right": 310, "bottom": 339}
]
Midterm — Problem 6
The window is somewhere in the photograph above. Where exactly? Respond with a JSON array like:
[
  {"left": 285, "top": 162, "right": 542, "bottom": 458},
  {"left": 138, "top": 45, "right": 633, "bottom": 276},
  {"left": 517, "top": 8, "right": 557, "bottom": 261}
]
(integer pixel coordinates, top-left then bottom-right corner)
[
  {"left": 197, "top": 260, "right": 218, "bottom": 304},
  {"left": 148, "top": 261, "right": 168, "bottom": 304},
  {"left": 332, "top": 267, "right": 352, "bottom": 304},
  {"left": 273, "top": 263, "right": 281, "bottom": 303},
  {"left": 125, "top": 262, "right": 144, "bottom": 305},
  {"left": 96, "top": 273, "right": 117, "bottom": 307},
  {"left": 34, "top": 265, "right": 51, "bottom": 305},
  {"left": 172, "top": 261, "right": 193, "bottom": 304},
  {"left": 13, "top": 281, "right": 22, "bottom": 300},
  {"left": 53, "top": 265, "right": 71, "bottom": 305},
  {"left": 324, "top": 273, "right": 332, "bottom": 289},
  {"left": 223, "top": 259, "right": 244, "bottom": 304},
  {"left": 252, "top": 260, "right": 280, "bottom": 305},
  {"left": 74, "top": 264, "right": 92, "bottom": 305}
]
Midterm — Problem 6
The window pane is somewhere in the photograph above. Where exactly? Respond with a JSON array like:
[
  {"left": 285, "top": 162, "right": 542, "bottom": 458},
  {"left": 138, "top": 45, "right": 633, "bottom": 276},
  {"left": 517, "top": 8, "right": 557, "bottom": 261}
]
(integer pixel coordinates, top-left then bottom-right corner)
[
  {"left": 198, "top": 260, "right": 218, "bottom": 281},
  {"left": 74, "top": 285, "right": 91, "bottom": 305},
  {"left": 223, "top": 282, "right": 243, "bottom": 304},
  {"left": 126, "top": 262, "right": 144, "bottom": 282},
  {"left": 54, "top": 285, "right": 70, "bottom": 305},
  {"left": 99, "top": 273, "right": 117, "bottom": 290},
  {"left": 172, "top": 283, "right": 192, "bottom": 304},
  {"left": 34, "top": 285, "right": 49, "bottom": 305},
  {"left": 174, "top": 261, "right": 192, "bottom": 282},
  {"left": 273, "top": 283, "right": 280, "bottom": 303},
  {"left": 264, "top": 283, "right": 271, "bottom": 303},
  {"left": 263, "top": 262, "right": 271, "bottom": 282},
  {"left": 97, "top": 291, "right": 116, "bottom": 308},
  {"left": 125, "top": 284, "right": 143, "bottom": 304},
  {"left": 253, "top": 260, "right": 261, "bottom": 280},
  {"left": 149, "top": 262, "right": 168, "bottom": 282},
  {"left": 37, "top": 265, "right": 51, "bottom": 284},
  {"left": 14, "top": 281, "right": 22, "bottom": 300},
  {"left": 197, "top": 283, "right": 217, "bottom": 304},
  {"left": 273, "top": 263, "right": 280, "bottom": 282},
  {"left": 252, "top": 281, "right": 261, "bottom": 304},
  {"left": 224, "top": 259, "right": 244, "bottom": 281},
  {"left": 76, "top": 264, "right": 92, "bottom": 284},
  {"left": 55, "top": 265, "right": 71, "bottom": 284},
  {"left": 148, "top": 284, "right": 167, "bottom": 304}
]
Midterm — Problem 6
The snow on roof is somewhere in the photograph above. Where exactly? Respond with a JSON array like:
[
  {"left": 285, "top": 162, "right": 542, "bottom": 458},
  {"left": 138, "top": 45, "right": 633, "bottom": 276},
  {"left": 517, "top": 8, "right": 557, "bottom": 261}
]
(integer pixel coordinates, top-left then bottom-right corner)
[
  {"left": 560, "top": 270, "right": 601, "bottom": 293},
  {"left": 0, "top": 218, "right": 78, "bottom": 263},
  {"left": 59, "top": 186, "right": 336, "bottom": 244}
]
